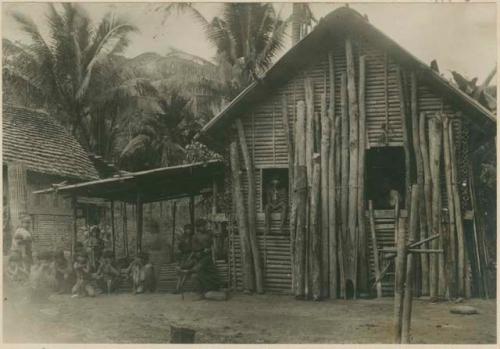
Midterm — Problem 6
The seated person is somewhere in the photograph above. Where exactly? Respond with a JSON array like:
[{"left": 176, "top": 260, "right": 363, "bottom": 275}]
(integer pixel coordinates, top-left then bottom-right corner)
[
  {"left": 54, "top": 250, "right": 74, "bottom": 294},
  {"left": 72, "top": 253, "right": 95, "bottom": 298},
  {"left": 29, "top": 250, "right": 57, "bottom": 302},
  {"left": 6, "top": 250, "right": 29, "bottom": 284},
  {"left": 126, "top": 252, "right": 155, "bottom": 294},
  {"left": 94, "top": 250, "right": 120, "bottom": 295}
]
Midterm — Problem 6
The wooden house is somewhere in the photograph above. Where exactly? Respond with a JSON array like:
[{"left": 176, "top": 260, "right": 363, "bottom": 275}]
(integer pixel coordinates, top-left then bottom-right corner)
[
  {"left": 3, "top": 105, "right": 100, "bottom": 254},
  {"left": 196, "top": 7, "right": 496, "bottom": 299}
]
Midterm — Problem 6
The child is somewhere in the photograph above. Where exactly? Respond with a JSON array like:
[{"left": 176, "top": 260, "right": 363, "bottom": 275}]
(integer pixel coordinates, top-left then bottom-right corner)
[
  {"left": 7, "top": 250, "right": 29, "bottom": 284},
  {"left": 94, "top": 250, "right": 120, "bottom": 295},
  {"left": 126, "top": 252, "right": 155, "bottom": 294},
  {"left": 29, "top": 251, "right": 57, "bottom": 303},
  {"left": 72, "top": 253, "right": 95, "bottom": 298},
  {"left": 54, "top": 250, "right": 73, "bottom": 294}
]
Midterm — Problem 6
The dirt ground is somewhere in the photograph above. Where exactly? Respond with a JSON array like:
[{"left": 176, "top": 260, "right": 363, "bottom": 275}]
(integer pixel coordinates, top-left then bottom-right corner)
[{"left": 3, "top": 283, "right": 497, "bottom": 344}]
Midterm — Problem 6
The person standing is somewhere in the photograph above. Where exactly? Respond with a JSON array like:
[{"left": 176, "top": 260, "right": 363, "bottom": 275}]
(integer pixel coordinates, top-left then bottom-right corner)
[{"left": 11, "top": 215, "right": 33, "bottom": 271}]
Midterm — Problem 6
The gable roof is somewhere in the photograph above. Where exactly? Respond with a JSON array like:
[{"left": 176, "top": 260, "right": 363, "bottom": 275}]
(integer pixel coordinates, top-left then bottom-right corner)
[
  {"left": 3, "top": 105, "right": 99, "bottom": 181},
  {"left": 196, "top": 6, "right": 496, "bottom": 143}
]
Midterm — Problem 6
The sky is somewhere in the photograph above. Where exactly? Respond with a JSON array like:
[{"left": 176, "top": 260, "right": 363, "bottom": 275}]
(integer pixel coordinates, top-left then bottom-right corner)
[{"left": 2, "top": 2, "right": 497, "bottom": 82}]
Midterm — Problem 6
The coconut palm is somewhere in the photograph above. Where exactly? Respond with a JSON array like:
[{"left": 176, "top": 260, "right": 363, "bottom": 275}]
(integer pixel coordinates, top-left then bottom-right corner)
[
  {"left": 8, "top": 3, "right": 138, "bottom": 150},
  {"left": 159, "top": 3, "right": 289, "bottom": 102},
  {"left": 119, "top": 92, "right": 202, "bottom": 171}
]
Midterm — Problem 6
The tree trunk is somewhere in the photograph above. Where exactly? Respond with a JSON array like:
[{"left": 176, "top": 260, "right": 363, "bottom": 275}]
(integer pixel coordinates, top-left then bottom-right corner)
[
  {"left": 236, "top": 119, "right": 264, "bottom": 294},
  {"left": 428, "top": 115, "right": 443, "bottom": 297},
  {"left": 320, "top": 92, "right": 330, "bottom": 297},
  {"left": 230, "top": 139, "right": 254, "bottom": 292},
  {"left": 402, "top": 185, "right": 419, "bottom": 343},
  {"left": 311, "top": 154, "right": 322, "bottom": 300},
  {"left": 294, "top": 100, "right": 308, "bottom": 298},
  {"left": 345, "top": 39, "right": 359, "bottom": 295},
  {"left": 419, "top": 112, "right": 432, "bottom": 295},
  {"left": 357, "top": 55, "right": 368, "bottom": 293},
  {"left": 339, "top": 71, "right": 349, "bottom": 298}
]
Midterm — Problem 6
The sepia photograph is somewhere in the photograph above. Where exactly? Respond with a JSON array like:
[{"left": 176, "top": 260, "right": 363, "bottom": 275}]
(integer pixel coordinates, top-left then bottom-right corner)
[{"left": 1, "top": 1, "right": 497, "bottom": 345}]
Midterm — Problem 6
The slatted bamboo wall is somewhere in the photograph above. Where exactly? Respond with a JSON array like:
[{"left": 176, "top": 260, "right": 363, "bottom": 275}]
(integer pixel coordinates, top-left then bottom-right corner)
[
  {"left": 32, "top": 214, "right": 73, "bottom": 253},
  {"left": 230, "top": 234, "right": 292, "bottom": 294}
]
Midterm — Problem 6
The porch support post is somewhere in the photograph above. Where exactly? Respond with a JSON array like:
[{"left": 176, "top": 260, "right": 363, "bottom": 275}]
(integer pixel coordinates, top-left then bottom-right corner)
[
  {"left": 72, "top": 194, "right": 78, "bottom": 258},
  {"left": 136, "top": 192, "right": 143, "bottom": 254},
  {"left": 110, "top": 200, "right": 116, "bottom": 257}
]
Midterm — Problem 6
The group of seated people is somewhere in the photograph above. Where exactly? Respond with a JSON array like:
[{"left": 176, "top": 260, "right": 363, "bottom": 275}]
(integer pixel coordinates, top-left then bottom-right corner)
[{"left": 6, "top": 222, "right": 155, "bottom": 299}]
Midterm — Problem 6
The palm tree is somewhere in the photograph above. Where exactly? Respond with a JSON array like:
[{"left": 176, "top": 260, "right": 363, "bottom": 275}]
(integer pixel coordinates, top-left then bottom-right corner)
[
  {"left": 8, "top": 3, "right": 138, "bottom": 150},
  {"left": 159, "top": 3, "right": 289, "bottom": 102},
  {"left": 119, "top": 92, "right": 201, "bottom": 171}
]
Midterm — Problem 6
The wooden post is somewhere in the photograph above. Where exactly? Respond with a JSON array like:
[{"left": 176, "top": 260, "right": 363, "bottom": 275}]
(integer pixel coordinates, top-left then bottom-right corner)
[
  {"left": 110, "top": 200, "right": 116, "bottom": 257},
  {"left": 419, "top": 112, "right": 432, "bottom": 295},
  {"left": 282, "top": 94, "right": 295, "bottom": 186},
  {"left": 369, "top": 200, "right": 383, "bottom": 298},
  {"left": 136, "top": 192, "right": 143, "bottom": 254},
  {"left": 72, "top": 195, "right": 78, "bottom": 258},
  {"left": 442, "top": 115, "right": 457, "bottom": 297},
  {"left": 7, "top": 163, "right": 28, "bottom": 232},
  {"left": 402, "top": 185, "right": 419, "bottom": 343},
  {"left": 339, "top": 72, "right": 349, "bottom": 298},
  {"left": 396, "top": 68, "right": 411, "bottom": 211},
  {"left": 189, "top": 195, "right": 195, "bottom": 229},
  {"left": 305, "top": 77, "right": 315, "bottom": 187},
  {"left": 236, "top": 118, "right": 264, "bottom": 294},
  {"left": 122, "top": 202, "right": 129, "bottom": 258},
  {"left": 394, "top": 216, "right": 407, "bottom": 344},
  {"left": 171, "top": 201, "right": 177, "bottom": 262},
  {"left": 449, "top": 119, "right": 466, "bottom": 296},
  {"left": 357, "top": 55, "right": 368, "bottom": 293},
  {"left": 320, "top": 93, "right": 330, "bottom": 297},
  {"left": 428, "top": 115, "right": 442, "bottom": 297},
  {"left": 328, "top": 51, "right": 338, "bottom": 299},
  {"left": 294, "top": 100, "right": 308, "bottom": 299},
  {"left": 311, "top": 154, "right": 322, "bottom": 300},
  {"left": 230, "top": 139, "right": 254, "bottom": 292},
  {"left": 345, "top": 39, "right": 359, "bottom": 295}
]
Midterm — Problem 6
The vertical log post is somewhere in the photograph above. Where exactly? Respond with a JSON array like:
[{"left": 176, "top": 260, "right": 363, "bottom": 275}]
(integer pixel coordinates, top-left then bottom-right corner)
[
  {"left": 402, "top": 185, "right": 419, "bottom": 343},
  {"left": 369, "top": 200, "right": 383, "bottom": 298},
  {"left": 282, "top": 94, "right": 294, "bottom": 184},
  {"left": 449, "top": 119, "right": 466, "bottom": 296},
  {"left": 396, "top": 68, "right": 412, "bottom": 211},
  {"left": 171, "top": 201, "right": 177, "bottom": 262},
  {"left": 357, "top": 55, "right": 368, "bottom": 293},
  {"left": 320, "top": 93, "right": 330, "bottom": 297},
  {"left": 305, "top": 78, "right": 315, "bottom": 187},
  {"left": 394, "top": 216, "right": 407, "bottom": 344},
  {"left": 443, "top": 115, "right": 457, "bottom": 297},
  {"left": 339, "top": 72, "right": 349, "bottom": 299},
  {"left": 230, "top": 139, "right": 254, "bottom": 292},
  {"left": 122, "top": 202, "right": 129, "bottom": 258},
  {"left": 110, "top": 200, "right": 116, "bottom": 257},
  {"left": 428, "top": 115, "right": 443, "bottom": 297},
  {"left": 294, "top": 101, "right": 308, "bottom": 299},
  {"left": 419, "top": 112, "right": 432, "bottom": 295},
  {"left": 328, "top": 51, "right": 338, "bottom": 299},
  {"left": 136, "top": 192, "right": 143, "bottom": 254},
  {"left": 345, "top": 39, "right": 360, "bottom": 296},
  {"left": 72, "top": 195, "right": 78, "bottom": 258},
  {"left": 311, "top": 154, "right": 322, "bottom": 300},
  {"left": 236, "top": 118, "right": 264, "bottom": 294}
]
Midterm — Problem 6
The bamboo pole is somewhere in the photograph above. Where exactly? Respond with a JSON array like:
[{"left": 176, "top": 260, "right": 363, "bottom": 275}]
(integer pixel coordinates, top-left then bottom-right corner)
[
  {"left": 402, "top": 185, "right": 419, "bottom": 343},
  {"left": 122, "top": 202, "right": 129, "bottom": 258},
  {"left": 369, "top": 200, "right": 383, "bottom": 298},
  {"left": 394, "top": 216, "right": 407, "bottom": 344},
  {"left": 357, "top": 55, "right": 368, "bottom": 293},
  {"left": 72, "top": 195, "right": 78, "bottom": 258},
  {"left": 311, "top": 154, "right": 322, "bottom": 300},
  {"left": 320, "top": 93, "right": 330, "bottom": 297},
  {"left": 449, "top": 119, "right": 466, "bottom": 296},
  {"left": 396, "top": 68, "right": 412, "bottom": 211},
  {"left": 345, "top": 39, "right": 359, "bottom": 294},
  {"left": 171, "top": 201, "right": 177, "bottom": 263},
  {"left": 294, "top": 100, "right": 308, "bottom": 299},
  {"left": 136, "top": 192, "right": 143, "bottom": 254},
  {"left": 230, "top": 138, "right": 254, "bottom": 292},
  {"left": 236, "top": 118, "right": 264, "bottom": 294},
  {"left": 339, "top": 71, "right": 349, "bottom": 298},
  {"left": 110, "top": 200, "right": 116, "bottom": 257},
  {"left": 442, "top": 115, "right": 457, "bottom": 297},
  {"left": 428, "top": 115, "right": 442, "bottom": 297},
  {"left": 419, "top": 112, "right": 432, "bottom": 295}
]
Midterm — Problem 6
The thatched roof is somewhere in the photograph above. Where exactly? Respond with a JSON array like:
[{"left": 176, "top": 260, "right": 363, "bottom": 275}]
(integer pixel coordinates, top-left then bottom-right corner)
[
  {"left": 197, "top": 6, "right": 496, "bottom": 142},
  {"left": 3, "top": 105, "right": 99, "bottom": 180}
]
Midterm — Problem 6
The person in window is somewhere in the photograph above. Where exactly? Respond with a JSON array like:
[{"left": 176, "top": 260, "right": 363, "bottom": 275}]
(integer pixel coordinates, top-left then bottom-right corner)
[{"left": 264, "top": 177, "right": 288, "bottom": 235}]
